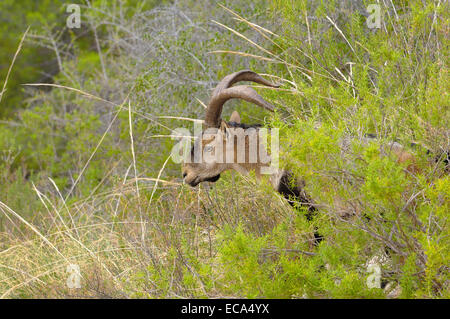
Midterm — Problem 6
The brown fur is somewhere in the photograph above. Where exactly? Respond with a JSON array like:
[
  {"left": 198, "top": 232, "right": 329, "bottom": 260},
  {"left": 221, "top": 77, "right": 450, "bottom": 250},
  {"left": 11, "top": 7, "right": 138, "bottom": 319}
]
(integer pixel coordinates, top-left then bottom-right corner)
[{"left": 393, "top": 148, "right": 419, "bottom": 174}]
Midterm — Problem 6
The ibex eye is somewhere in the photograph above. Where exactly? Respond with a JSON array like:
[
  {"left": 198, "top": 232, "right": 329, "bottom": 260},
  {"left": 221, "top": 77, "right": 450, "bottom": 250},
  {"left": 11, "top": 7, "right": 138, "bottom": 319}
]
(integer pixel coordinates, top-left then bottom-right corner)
[{"left": 204, "top": 145, "right": 214, "bottom": 152}]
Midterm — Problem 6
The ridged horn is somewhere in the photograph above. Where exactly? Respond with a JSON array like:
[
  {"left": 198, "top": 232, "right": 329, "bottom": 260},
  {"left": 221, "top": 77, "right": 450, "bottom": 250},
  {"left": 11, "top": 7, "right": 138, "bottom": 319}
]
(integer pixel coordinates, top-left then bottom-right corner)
[{"left": 204, "top": 70, "right": 280, "bottom": 128}]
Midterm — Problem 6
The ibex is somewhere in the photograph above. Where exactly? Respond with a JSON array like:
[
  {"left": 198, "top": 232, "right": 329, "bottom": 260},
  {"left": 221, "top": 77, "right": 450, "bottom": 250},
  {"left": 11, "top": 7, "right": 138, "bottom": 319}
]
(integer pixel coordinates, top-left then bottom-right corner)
[
  {"left": 181, "top": 70, "right": 447, "bottom": 243},
  {"left": 181, "top": 70, "right": 319, "bottom": 226}
]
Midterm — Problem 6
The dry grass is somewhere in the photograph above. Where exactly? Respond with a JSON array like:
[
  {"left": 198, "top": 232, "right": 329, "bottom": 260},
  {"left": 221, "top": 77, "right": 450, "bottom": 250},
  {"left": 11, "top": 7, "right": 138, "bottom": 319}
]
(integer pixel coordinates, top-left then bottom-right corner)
[
  {"left": 0, "top": 173, "right": 291, "bottom": 298},
  {"left": 0, "top": 27, "right": 30, "bottom": 105}
]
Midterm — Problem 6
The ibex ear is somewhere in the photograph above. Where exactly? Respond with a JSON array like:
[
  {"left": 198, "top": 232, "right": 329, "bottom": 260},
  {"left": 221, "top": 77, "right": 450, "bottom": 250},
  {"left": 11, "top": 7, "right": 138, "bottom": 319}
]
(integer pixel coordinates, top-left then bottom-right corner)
[
  {"left": 230, "top": 111, "right": 241, "bottom": 124},
  {"left": 219, "top": 120, "right": 231, "bottom": 139},
  {"left": 220, "top": 120, "right": 229, "bottom": 132}
]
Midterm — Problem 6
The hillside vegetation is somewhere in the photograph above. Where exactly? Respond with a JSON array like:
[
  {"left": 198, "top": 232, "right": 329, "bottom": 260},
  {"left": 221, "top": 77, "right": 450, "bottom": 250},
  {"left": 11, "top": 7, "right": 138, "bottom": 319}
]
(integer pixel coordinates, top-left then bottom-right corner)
[{"left": 0, "top": 0, "right": 448, "bottom": 298}]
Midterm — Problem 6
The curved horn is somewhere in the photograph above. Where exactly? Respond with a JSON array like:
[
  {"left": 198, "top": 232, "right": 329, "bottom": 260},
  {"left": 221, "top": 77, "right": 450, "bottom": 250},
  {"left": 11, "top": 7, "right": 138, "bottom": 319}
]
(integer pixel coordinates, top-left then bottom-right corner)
[{"left": 204, "top": 70, "right": 280, "bottom": 128}]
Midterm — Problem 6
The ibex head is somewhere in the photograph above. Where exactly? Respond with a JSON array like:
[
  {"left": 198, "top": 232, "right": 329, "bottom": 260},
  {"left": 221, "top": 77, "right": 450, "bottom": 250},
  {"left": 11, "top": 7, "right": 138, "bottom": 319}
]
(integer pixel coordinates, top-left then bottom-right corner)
[{"left": 182, "top": 70, "right": 279, "bottom": 187}]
